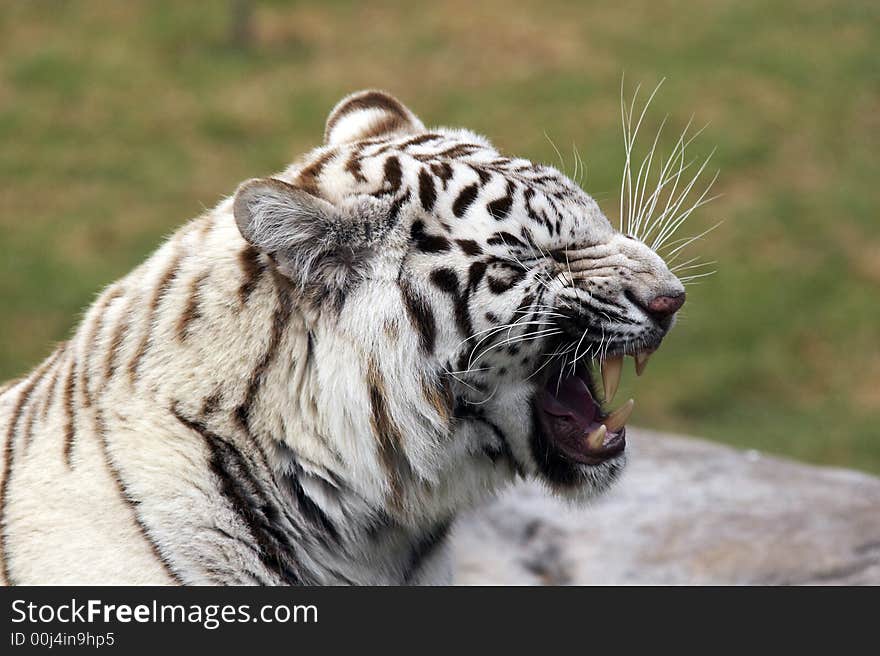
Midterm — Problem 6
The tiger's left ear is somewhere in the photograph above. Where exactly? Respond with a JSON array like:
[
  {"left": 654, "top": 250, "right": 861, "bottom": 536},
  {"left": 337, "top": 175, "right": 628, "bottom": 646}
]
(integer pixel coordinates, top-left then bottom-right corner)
[
  {"left": 233, "top": 177, "right": 383, "bottom": 305},
  {"left": 324, "top": 90, "right": 425, "bottom": 145}
]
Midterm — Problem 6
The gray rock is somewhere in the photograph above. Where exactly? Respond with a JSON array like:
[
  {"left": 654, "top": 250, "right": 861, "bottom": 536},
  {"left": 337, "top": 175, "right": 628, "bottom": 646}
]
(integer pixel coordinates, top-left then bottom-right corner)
[{"left": 452, "top": 429, "right": 880, "bottom": 585}]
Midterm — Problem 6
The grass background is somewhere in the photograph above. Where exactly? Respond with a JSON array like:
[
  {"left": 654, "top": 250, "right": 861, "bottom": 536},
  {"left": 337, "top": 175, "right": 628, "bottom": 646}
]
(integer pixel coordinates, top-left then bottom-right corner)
[{"left": 1, "top": 1, "right": 877, "bottom": 472}]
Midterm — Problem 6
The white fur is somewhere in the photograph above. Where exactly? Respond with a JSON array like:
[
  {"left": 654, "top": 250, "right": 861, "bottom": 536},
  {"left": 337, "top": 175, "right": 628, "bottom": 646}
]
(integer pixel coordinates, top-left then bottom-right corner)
[{"left": 0, "top": 92, "right": 686, "bottom": 585}]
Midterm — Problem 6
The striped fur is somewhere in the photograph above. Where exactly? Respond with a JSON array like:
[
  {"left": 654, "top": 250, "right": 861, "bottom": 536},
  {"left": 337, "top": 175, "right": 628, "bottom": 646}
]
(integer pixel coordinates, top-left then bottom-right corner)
[{"left": 0, "top": 90, "right": 685, "bottom": 585}]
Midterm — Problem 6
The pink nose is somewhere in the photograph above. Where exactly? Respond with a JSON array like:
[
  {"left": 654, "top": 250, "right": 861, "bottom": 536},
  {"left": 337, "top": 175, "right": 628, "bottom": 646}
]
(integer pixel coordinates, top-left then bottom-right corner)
[{"left": 646, "top": 293, "right": 686, "bottom": 318}]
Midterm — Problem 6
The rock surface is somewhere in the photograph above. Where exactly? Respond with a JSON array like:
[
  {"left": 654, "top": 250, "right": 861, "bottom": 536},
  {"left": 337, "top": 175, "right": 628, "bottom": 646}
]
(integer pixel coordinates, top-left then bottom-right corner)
[{"left": 452, "top": 429, "right": 880, "bottom": 585}]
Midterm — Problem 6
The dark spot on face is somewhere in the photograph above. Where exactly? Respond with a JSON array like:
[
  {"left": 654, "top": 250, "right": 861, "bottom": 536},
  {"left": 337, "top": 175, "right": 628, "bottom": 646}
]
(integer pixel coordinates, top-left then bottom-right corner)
[
  {"left": 430, "top": 268, "right": 459, "bottom": 295},
  {"left": 430, "top": 162, "right": 453, "bottom": 189},
  {"left": 486, "top": 185, "right": 513, "bottom": 220},
  {"left": 455, "top": 239, "right": 483, "bottom": 256},
  {"left": 487, "top": 267, "right": 525, "bottom": 294},
  {"left": 487, "top": 232, "right": 527, "bottom": 249},
  {"left": 472, "top": 166, "right": 491, "bottom": 185},
  {"left": 411, "top": 220, "right": 451, "bottom": 253},
  {"left": 418, "top": 168, "right": 437, "bottom": 212},
  {"left": 375, "top": 156, "right": 402, "bottom": 196},
  {"left": 467, "top": 261, "right": 487, "bottom": 290},
  {"left": 452, "top": 184, "right": 480, "bottom": 218}
]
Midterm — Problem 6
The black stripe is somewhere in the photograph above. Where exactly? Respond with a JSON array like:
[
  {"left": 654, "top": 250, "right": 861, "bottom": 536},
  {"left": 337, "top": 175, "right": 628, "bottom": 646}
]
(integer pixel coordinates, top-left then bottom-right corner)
[
  {"left": 296, "top": 149, "right": 335, "bottom": 196},
  {"left": 487, "top": 268, "right": 526, "bottom": 294},
  {"left": 455, "top": 239, "right": 483, "bottom": 256},
  {"left": 103, "top": 299, "right": 131, "bottom": 383},
  {"left": 0, "top": 384, "right": 31, "bottom": 584},
  {"left": 326, "top": 91, "right": 411, "bottom": 136},
  {"left": 177, "top": 271, "right": 209, "bottom": 341},
  {"left": 429, "top": 267, "right": 459, "bottom": 295},
  {"left": 235, "top": 269, "right": 293, "bottom": 433},
  {"left": 80, "top": 286, "right": 123, "bottom": 406},
  {"left": 345, "top": 151, "right": 368, "bottom": 184},
  {"left": 401, "top": 133, "right": 442, "bottom": 149},
  {"left": 95, "top": 408, "right": 185, "bottom": 584},
  {"left": 430, "top": 162, "right": 453, "bottom": 189},
  {"left": 387, "top": 189, "right": 411, "bottom": 226},
  {"left": 374, "top": 156, "right": 402, "bottom": 196},
  {"left": 61, "top": 356, "right": 77, "bottom": 468},
  {"left": 238, "top": 245, "right": 266, "bottom": 305},
  {"left": 467, "top": 261, "right": 487, "bottom": 291},
  {"left": 486, "top": 182, "right": 514, "bottom": 220},
  {"left": 418, "top": 168, "right": 437, "bottom": 212},
  {"left": 434, "top": 144, "right": 481, "bottom": 159},
  {"left": 487, "top": 231, "right": 527, "bottom": 249},
  {"left": 16, "top": 349, "right": 61, "bottom": 454},
  {"left": 172, "top": 409, "right": 306, "bottom": 585},
  {"left": 430, "top": 268, "right": 474, "bottom": 338},
  {"left": 200, "top": 390, "right": 223, "bottom": 417},
  {"left": 410, "top": 220, "right": 451, "bottom": 253},
  {"left": 129, "top": 248, "right": 183, "bottom": 382},
  {"left": 472, "top": 166, "right": 491, "bottom": 185},
  {"left": 367, "top": 363, "right": 413, "bottom": 509},
  {"left": 400, "top": 279, "right": 437, "bottom": 354},
  {"left": 285, "top": 468, "right": 341, "bottom": 544},
  {"left": 452, "top": 183, "right": 479, "bottom": 218},
  {"left": 523, "top": 187, "right": 551, "bottom": 231},
  {"left": 40, "top": 354, "right": 64, "bottom": 420}
]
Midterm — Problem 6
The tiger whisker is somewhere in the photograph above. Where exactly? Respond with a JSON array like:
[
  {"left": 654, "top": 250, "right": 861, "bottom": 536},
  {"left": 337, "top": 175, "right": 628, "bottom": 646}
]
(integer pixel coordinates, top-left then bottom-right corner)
[
  {"left": 661, "top": 220, "right": 723, "bottom": 259},
  {"left": 636, "top": 118, "right": 710, "bottom": 241},
  {"left": 469, "top": 329, "right": 562, "bottom": 369},
  {"left": 462, "top": 383, "right": 500, "bottom": 406},
  {"left": 649, "top": 156, "right": 718, "bottom": 251},
  {"left": 620, "top": 77, "right": 665, "bottom": 235}
]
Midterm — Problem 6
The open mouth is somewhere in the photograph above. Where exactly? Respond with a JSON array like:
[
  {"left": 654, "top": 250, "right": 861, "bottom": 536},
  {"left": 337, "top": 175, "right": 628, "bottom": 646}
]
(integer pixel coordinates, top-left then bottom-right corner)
[{"left": 539, "top": 351, "right": 652, "bottom": 466}]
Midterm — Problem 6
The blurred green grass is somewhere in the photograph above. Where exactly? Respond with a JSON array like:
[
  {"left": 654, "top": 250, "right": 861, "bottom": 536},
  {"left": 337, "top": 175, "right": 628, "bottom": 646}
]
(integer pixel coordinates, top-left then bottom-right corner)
[{"left": 1, "top": 0, "right": 878, "bottom": 471}]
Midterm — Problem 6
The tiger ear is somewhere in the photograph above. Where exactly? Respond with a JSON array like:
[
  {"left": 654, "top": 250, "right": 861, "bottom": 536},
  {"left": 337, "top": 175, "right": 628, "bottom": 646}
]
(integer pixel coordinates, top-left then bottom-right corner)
[
  {"left": 324, "top": 90, "right": 425, "bottom": 145},
  {"left": 233, "top": 177, "right": 374, "bottom": 302}
]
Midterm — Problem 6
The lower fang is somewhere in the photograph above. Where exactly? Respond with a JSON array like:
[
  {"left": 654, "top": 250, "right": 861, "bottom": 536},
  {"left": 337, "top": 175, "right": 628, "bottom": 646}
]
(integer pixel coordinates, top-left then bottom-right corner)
[
  {"left": 604, "top": 399, "right": 634, "bottom": 432},
  {"left": 586, "top": 425, "right": 607, "bottom": 450}
]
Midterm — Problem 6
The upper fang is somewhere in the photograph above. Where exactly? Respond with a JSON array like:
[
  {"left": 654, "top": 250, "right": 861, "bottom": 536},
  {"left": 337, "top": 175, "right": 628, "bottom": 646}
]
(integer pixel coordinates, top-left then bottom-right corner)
[
  {"left": 601, "top": 356, "right": 623, "bottom": 402},
  {"left": 634, "top": 351, "right": 653, "bottom": 376}
]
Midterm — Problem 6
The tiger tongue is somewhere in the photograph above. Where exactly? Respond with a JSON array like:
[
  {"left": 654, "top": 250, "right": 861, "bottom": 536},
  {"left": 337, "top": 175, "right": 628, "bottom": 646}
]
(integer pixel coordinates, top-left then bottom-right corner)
[{"left": 541, "top": 375, "right": 598, "bottom": 426}]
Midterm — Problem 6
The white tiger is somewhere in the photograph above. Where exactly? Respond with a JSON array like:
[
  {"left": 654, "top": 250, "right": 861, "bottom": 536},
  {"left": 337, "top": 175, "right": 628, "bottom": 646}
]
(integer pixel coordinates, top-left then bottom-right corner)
[{"left": 0, "top": 90, "right": 687, "bottom": 585}]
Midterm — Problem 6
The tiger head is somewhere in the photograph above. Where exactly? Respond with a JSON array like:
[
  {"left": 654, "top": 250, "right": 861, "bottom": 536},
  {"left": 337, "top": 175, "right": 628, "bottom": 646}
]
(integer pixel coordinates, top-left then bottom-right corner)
[{"left": 232, "top": 91, "right": 688, "bottom": 516}]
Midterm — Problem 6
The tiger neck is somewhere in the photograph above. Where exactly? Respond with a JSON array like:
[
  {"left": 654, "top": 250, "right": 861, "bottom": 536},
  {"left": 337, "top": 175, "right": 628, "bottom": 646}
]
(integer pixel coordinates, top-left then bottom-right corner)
[{"left": 117, "top": 210, "right": 501, "bottom": 528}]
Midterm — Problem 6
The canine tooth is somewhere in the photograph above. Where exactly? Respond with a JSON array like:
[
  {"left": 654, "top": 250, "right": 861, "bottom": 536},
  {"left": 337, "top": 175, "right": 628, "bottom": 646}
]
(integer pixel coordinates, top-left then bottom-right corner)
[
  {"left": 604, "top": 399, "right": 634, "bottom": 432},
  {"left": 634, "top": 351, "right": 652, "bottom": 376},
  {"left": 586, "top": 425, "right": 607, "bottom": 450},
  {"left": 601, "top": 356, "right": 623, "bottom": 402}
]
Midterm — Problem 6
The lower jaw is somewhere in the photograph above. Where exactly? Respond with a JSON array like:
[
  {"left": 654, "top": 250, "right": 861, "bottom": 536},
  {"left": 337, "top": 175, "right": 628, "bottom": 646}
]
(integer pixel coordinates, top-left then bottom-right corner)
[
  {"left": 553, "top": 426, "right": 627, "bottom": 466},
  {"left": 529, "top": 407, "right": 628, "bottom": 492}
]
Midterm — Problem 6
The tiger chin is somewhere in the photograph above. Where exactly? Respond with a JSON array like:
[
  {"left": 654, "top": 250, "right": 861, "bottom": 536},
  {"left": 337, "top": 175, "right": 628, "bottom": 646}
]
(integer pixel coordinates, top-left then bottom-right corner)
[{"left": 0, "top": 90, "right": 686, "bottom": 585}]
